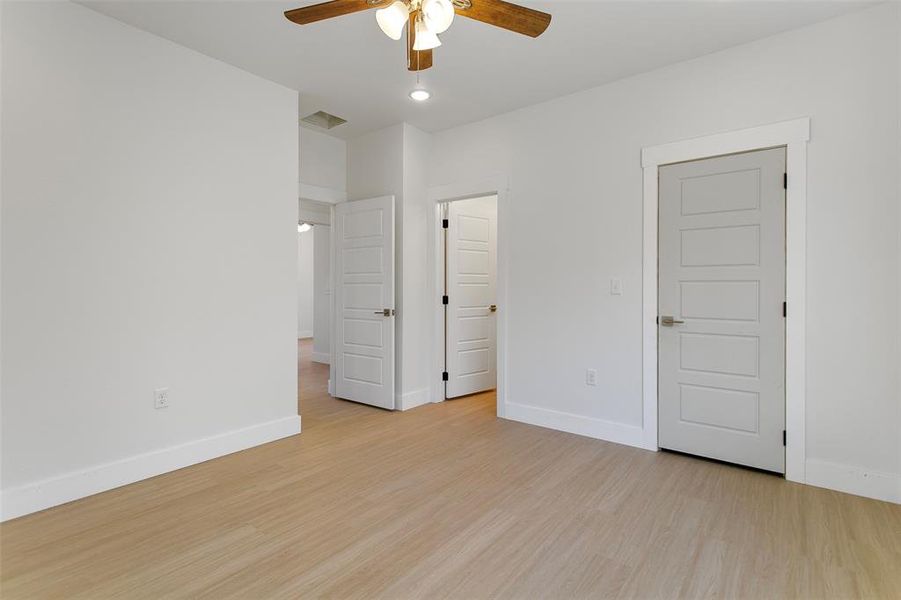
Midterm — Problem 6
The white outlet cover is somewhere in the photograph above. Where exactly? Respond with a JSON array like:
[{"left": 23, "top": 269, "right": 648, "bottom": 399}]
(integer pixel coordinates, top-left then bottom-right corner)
[
  {"left": 586, "top": 369, "right": 598, "bottom": 386},
  {"left": 154, "top": 388, "right": 170, "bottom": 409}
]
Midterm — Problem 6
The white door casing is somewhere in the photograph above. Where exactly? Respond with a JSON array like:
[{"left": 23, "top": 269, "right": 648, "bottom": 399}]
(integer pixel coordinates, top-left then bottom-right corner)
[
  {"left": 445, "top": 196, "right": 497, "bottom": 398},
  {"left": 658, "top": 148, "right": 786, "bottom": 473},
  {"left": 334, "top": 196, "right": 395, "bottom": 409}
]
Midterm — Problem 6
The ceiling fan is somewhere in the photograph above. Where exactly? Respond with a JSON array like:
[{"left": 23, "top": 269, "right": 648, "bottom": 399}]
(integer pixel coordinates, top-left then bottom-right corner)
[{"left": 284, "top": 0, "right": 551, "bottom": 72}]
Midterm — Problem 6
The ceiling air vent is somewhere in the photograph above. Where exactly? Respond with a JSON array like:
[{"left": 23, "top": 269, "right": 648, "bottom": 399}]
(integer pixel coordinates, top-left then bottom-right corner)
[{"left": 301, "top": 110, "right": 347, "bottom": 130}]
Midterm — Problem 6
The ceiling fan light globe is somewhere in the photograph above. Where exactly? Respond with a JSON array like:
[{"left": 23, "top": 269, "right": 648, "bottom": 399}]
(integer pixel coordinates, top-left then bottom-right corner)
[
  {"left": 421, "top": 0, "right": 454, "bottom": 34},
  {"left": 376, "top": 1, "right": 409, "bottom": 40},
  {"left": 412, "top": 19, "right": 442, "bottom": 50}
]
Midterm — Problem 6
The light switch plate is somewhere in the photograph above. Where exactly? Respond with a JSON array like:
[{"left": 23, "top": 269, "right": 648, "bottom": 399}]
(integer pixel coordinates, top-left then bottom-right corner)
[{"left": 610, "top": 278, "right": 623, "bottom": 295}]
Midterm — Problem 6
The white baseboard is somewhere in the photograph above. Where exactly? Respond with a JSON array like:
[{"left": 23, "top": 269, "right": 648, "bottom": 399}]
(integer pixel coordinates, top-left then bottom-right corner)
[
  {"left": 805, "top": 459, "right": 900, "bottom": 504},
  {"left": 297, "top": 331, "right": 313, "bottom": 339},
  {"left": 311, "top": 351, "right": 330, "bottom": 365},
  {"left": 396, "top": 387, "right": 431, "bottom": 411},
  {"left": 328, "top": 379, "right": 334, "bottom": 396},
  {"left": 0, "top": 415, "right": 302, "bottom": 522},
  {"left": 504, "top": 405, "right": 899, "bottom": 503},
  {"left": 504, "top": 402, "right": 651, "bottom": 451}
]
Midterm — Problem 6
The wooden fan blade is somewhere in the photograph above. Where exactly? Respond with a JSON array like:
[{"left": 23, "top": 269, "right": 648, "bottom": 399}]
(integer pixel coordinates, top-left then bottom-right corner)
[
  {"left": 408, "top": 48, "right": 433, "bottom": 71},
  {"left": 455, "top": 0, "right": 551, "bottom": 37},
  {"left": 407, "top": 12, "right": 433, "bottom": 71},
  {"left": 284, "top": 0, "right": 388, "bottom": 25}
]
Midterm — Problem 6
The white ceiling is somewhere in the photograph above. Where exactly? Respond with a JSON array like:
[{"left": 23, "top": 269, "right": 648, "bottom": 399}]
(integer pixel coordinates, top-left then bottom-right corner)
[{"left": 82, "top": 0, "right": 869, "bottom": 139}]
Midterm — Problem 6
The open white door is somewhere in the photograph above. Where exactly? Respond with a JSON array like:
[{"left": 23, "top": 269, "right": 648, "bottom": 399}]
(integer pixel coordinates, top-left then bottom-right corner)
[
  {"left": 334, "top": 196, "right": 395, "bottom": 409},
  {"left": 445, "top": 196, "right": 497, "bottom": 399}
]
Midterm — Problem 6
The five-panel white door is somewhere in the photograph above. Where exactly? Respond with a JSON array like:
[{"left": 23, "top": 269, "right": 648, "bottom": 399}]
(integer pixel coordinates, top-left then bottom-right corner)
[
  {"left": 334, "top": 196, "right": 395, "bottom": 410},
  {"left": 446, "top": 196, "right": 497, "bottom": 399},
  {"left": 658, "top": 148, "right": 786, "bottom": 473}
]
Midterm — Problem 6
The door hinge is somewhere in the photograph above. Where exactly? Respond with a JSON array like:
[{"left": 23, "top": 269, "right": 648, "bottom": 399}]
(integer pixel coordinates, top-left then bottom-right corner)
[
  {"left": 442, "top": 218, "right": 449, "bottom": 229},
  {"left": 442, "top": 371, "right": 449, "bottom": 381},
  {"left": 783, "top": 301, "right": 787, "bottom": 317},
  {"left": 783, "top": 173, "right": 788, "bottom": 189},
  {"left": 442, "top": 295, "right": 449, "bottom": 305},
  {"left": 783, "top": 430, "right": 787, "bottom": 446}
]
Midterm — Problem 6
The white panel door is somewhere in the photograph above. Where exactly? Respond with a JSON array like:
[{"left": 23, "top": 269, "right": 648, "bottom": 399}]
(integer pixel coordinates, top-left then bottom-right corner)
[
  {"left": 446, "top": 196, "right": 497, "bottom": 399},
  {"left": 658, "top": 148, "right": 786, "bottom": 473},
  {"left": 334, "top": 196, "right": 395, "bottom": 409}
]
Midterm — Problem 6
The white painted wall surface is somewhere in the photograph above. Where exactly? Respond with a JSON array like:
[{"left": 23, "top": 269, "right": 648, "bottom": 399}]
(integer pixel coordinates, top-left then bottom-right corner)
[
  {"left": 399, "top": 124, "right": 432, "bottom": 409},
  {"left": 427, "top": 4, "right": 900, "bottom": 500},
  {"left": 312, "top": 225, "right": 331, "bottom": 363},
  {"left": 1, "top": 1, "right": 299, "bottom": 518},
  {"left": 895, "top": 4, "right": 901, "bottom": 492},
  {"left": 300, "top": 127, "right": 347, "bottom": 192},
  {"left": 297, "top": 230, "right": 314, "bottom": 338}
]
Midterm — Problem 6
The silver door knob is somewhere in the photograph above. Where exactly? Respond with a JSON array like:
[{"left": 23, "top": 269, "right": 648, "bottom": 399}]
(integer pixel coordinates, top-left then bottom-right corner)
[
  {"left": 373, "top": 308, "right": 395, "bottom": 316},
  {"left": 489, "top": 305, "right": 498, "bottom": 312},
  {"left": 660, "top": 315, "right": 684, "bottom": 326}
]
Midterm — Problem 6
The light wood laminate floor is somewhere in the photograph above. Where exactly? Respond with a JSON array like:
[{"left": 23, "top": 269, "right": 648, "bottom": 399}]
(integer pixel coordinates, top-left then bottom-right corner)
[{"left": 1, "top": 339, "right": 899, "bottom": 598}]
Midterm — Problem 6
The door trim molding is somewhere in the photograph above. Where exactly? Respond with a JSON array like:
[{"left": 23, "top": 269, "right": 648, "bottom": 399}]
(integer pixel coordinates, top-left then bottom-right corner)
[
  {"left": 427, "top": 176, "right": 509, "bottom": 417},
  {"left": 641, "top": 118, "right": 810, "bottom": 483},
  {"left": 299, "top": 182, "right": 347, "bottom": 205}
]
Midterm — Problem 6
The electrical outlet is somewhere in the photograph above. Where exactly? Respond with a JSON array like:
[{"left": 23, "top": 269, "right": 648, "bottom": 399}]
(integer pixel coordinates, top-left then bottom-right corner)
[
  {"left": 586, "top": 369, "right": 598, "bottom": 386},
  {"left": 154, "top": 388, "right": 170, "bottom": 409}
]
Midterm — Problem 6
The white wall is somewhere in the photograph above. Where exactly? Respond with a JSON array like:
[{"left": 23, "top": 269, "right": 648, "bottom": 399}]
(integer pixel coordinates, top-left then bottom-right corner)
[
  {"left": 0, "top": 1, "right": 300, "bottom": 519},
  {"left": 426, "top": 4, "right": 900, "bottom": 501},
  {"left": 399, "top": 124, "right": 433, "bottom": 409},
  {"left": 300, "top": 127, "right": 346, "bottom": 191},
  {"left": 300, "top": 126, "right": 346, "bottom": 203},
  {"left": 297, "top": 230, "right": 314, "bottom": 338},
  {"left": 312, "top": 225, "right": 331, "bottom": 363},
  {"left": 346, "top": 124, "right": 405, "bottom": 204}
]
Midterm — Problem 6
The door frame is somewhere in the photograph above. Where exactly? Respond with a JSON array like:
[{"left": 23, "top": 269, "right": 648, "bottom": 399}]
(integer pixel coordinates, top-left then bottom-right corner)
[
  {"left": 641, "top": 118, "right": 810, "bottom": 483},
  {"left": 427, "top": 176, "right": 508, "bottom": 416}
]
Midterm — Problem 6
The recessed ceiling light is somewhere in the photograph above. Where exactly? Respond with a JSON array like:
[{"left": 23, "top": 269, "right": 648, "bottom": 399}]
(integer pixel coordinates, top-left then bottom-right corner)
[{"left": 409, "top": 89, "right": 431, "bottom": 102}]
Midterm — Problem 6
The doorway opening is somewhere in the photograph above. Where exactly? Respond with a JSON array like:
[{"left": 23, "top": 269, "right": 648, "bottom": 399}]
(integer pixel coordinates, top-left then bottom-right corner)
[
  {"left": 439, "top": 195, "right": 498, "bottom": 400},
  {"left": 297, "top": 199, "right": 333, "bottom": 418}
]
